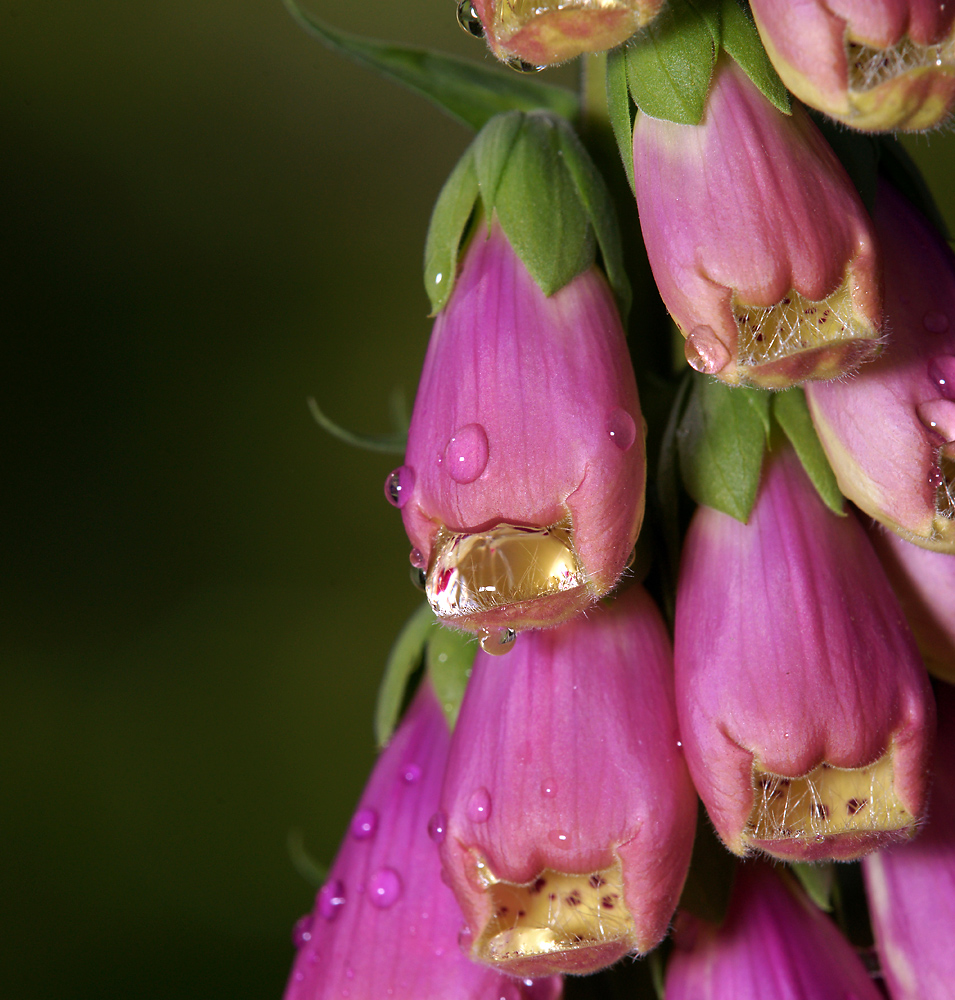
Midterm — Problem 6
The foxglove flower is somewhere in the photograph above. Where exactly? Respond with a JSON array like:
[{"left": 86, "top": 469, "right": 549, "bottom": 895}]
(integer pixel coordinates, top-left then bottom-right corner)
[
  {"left": 863, "top": 683, "right": 955, "bottom": 1000},
  {"left": 438, "top": 585, "right": 697, "bottom": 977},
  {"left": 869, "top": 521, "right": 955, "bottom": 682},
  {"left": 632, "top": 57, "right": 882, "bottom": 389},
  {"left": 751, "top": 0, "right": 955, "bottom": 132},
  {"left": 665, "top": 863, "right": 884, "bottom": 1000},
  {"left": 674, "top": 444, "right": 935, "bottom": 861},
  {"left": 806, "top": 181, "right": 955, "bottom": 553},
  {"left": 394, "top": 220, "right": 644, "bottom": 647},
  {"left": 284, "top": 680, "right": 562, "bottom": 1000},
  {"left": 462, "top": 0, "right": 663, "bottom": 69}
]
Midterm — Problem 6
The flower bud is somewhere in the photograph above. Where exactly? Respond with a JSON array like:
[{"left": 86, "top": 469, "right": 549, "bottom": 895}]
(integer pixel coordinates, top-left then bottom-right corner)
[
  {"left": 674, "top": 444, "right": 935, "bottom": 861},
  {"left": 863, "top": 683, "right": 955, "bottom": 1000},
  {"left": 284, "top": 680, "right": 562, "bottom": 1000},
  {"left": 805, "top": 181, "right": 955, "bottom": 553},
  {"left": 465, "top": 0, "right": 664, "bottom": 69},
  {"left": 869, "top": 521, "right": 955, "bottom": 682},
  {"left": 666, "top": 864, "right": 884, "bottom": 1000},
  {"left": 438, "top": 585, "right": 696, "bottom": 977},
  {"left": 750, "top": 0, "right": 955, "bottom": 132},
  {"left": 396, "top": 219, "right": 644, "bottom": 643},
  {"left": 632, "top": 57, "right": 882, "bottom": 389}
]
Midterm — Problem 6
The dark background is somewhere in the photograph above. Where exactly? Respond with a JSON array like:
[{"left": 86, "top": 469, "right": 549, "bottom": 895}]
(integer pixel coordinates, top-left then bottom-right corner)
[{"left": 2, "top": 2, "right": 953, "bottom": 996}]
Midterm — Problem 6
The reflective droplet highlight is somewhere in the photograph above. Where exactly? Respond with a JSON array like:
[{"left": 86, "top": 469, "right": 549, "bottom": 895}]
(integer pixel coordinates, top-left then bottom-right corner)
[
  {"left": 409, "top": 565, "right": 426, "bottom": 591},
  {"left": 368, "top": 867, "right": 402, "bottom": 909},
  {"left": 917, "top": 399, "right": 955, "bottom": 442},
  {"left": 385, "top": 466, "right": 415, "bottom": 508},
  {"left": 549, "top": 829, "right": 571, "bottom": 848},
  {"left": 318, "top": 878, "right": 346, "bottom": 920},
  {"left": 292, "top": 913, "right": 313, "bottom": 948},
  {"left": 924, "top": 311, "right": 950, "bottom": 334},
  {"left": 410, "top": 547, "right": 426, "bottom": 569},
  {"left": 350, "top": 807, "right": 378, "bottom": 840},
  {"left": 540, "top": 780, "right": 557, "bottom": 798},
  {"left": 606, "top": 407, "right": 636, "bottom": 452},
  {"left": 402, "top": 763, "right": 422, "bottom": 785},
  {"left": 929, "top": 356, "right": 955, "bottom": 398},
  {"left": 479, "top": 627, "right": 516, "bottom": 656},
  {"left": 502, "top": 55, "right": 545, "bottom": 73},
  {"left": 455, "top": 0, "right": 484, "bottom": 36},
  {"left": 444, "top": 423, "right": 489, "bottom": 484},
  {"left": 467, "top": 787, "right": 492, "bottom": 823},
  {"left": 685, "top": 324, "right": 731, "bottom": 374},
  {"left": 458, "top": 923, "right": 474, "bottom": 955},
  {"left": 427, "top": 811, "right": 447, "bottom": 843}
]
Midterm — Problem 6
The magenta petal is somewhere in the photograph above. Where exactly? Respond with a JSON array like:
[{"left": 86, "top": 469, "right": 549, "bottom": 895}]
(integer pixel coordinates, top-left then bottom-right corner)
[
  {"left": 439, "top": 585, "right": 697, "bottom": 976},
  {"left": 864, "top": 684, "right": 955, "bottom": 1000},
  {"left": 284, "top": 681, "right": 561, "bottom": 1000},
  {"left": 666, "top": 864, "right": 884, "bottom": 1000},
  {"left": 400, "top": 220, "right": 645, "bottom": 635},
  {"left": 674, "top": 445, "right": 935, "bottom": 861}
]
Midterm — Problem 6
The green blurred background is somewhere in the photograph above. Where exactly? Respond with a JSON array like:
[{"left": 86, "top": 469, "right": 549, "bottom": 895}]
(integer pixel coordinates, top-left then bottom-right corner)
[{"left": 2, "top": 2, "right": 954, "bottom": 996}]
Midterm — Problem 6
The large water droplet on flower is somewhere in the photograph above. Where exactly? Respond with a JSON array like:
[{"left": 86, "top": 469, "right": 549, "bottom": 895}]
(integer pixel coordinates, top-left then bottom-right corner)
[
  {"left": 350, "top": 807, "right": 378, "bottom": 840},
  {"left": 410, "top": 565, "right": 427, "bottom": 591},
  {"left": 467, "top": 787, "right": 493, "bottom": 823},
  {"left": 917, "top": 399, "right": 955, "bottom": 442},
  {"left": 685, "top": 325, "right": 731, "bottom": 374},
  {"left": 384, "top": 466, "right": 415, "bottom": 508},
  {"left": 929, "top": 356, "right": 955, "bottom": 398},
  {"left": 368, "top": 867, "right": 403, "bottom": 909},
  {"left": 444, "top": 423, "right": 489, "bottom": 484},
  {"left": 410, "top": 547, "right": 426, "bottom": 569},
  {"left": 923, "top": 310, "right": 950, "bottom": 334},
  {"left": 479, "top": 627, "right": 516, "bottom": 656},
  {"left": 428, "top": 811, "right": 447, "bottom": 843},
  {"left": 502, "top": 55, "right": 545, "bottom": 73},
  {"left": 605, "top": 407, "right": 636, "bottom": 452},
  {"left": 318, "top": 878, "right": 346, "bottom": 920},
  {"left": 455, "top": 0, "right": 484, "bottom": 36},
  {"left": 292, "top": 913, "right": 313, "bottom": 948}
]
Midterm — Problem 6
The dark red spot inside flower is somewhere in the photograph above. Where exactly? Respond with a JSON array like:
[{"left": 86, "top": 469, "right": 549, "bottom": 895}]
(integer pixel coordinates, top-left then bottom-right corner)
[
  {"left": 601, "top": 896, "right": 615, "bottom": 909},
  {"left": 588, "top": 875, "right": 605, "bottom": 889},
  {"left": 812, "top": 803, "right": 830, "bottom": 819},
  {"left": 847, "top": 798, "right": 867, "bottom": 815},
  {"left": 530, "top": 877, "right": 546, "bottom": 894},
  {"left": 564, "top": 891, "right": 582, "bottom": 907}
]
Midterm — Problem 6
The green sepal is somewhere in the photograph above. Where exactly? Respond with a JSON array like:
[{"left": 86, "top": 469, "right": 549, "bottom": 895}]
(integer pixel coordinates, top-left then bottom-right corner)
[
  {"left": 374, "top": 602, "right": 435, "bottom": 747},
  {"left": 425, "top": 111, "right": 629, "bottom": 313},
  {"left": 790, "top": 861, "right": 835, "bottom": 912},
  {"left": 772, "top": 389, "right": 845, "bottom": 516},
  {"left": 677, "top": 374, "right": 770, "bottom": 522},
  {"left": 426, "top": 626, "right": 477, "bottom": 731},
  {"left": 307, "top": 397, "right": 407, "bottom": 454},
  {"left": 424, "top": 148, "right": 480, "bottom": 314},
  {"left": 283, "top": 0, "right": 577, "bottom": 132},
  {"left": 624, "top": 0, "right": 717, "bottom": 125},
  {"left": 287, "top": 828, "right": 328, "bottom": 887},
  {"left": 606, "top": 47, "right": 636, "bottom": 195},
  {"left": 719, "top": 0, "right": 790, "bottom": 114}
]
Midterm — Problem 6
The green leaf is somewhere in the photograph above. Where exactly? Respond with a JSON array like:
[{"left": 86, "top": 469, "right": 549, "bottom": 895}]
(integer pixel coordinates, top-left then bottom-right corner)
[
  {"left": 307, "top": 397, "right": 407, "bottom": 454},
  {"left": 554, "top": 120, "right": 632, "bottom": 319},
  {"left": 719, "top": 0, "right": 790, "bottom": 114},
  {"left": 624, "top": 0, "right": 717, "bottom": 125},
  {"left": 374, "top": 603, "right": 435, "bottom": 747},
  {"left": 606, "top": 47, "right": 636, "bottom": 195},
  {"left": 883, "top": 136, "right": 951, "bottom": 240},
  {"left": 677, "top": 374, "right": 770, "bottom": 521},
  {"left": 772, "top": 389, "right": 845, "bottom": 516},
  {"left": 492, "top": 113, "right": 593, "bottom": 296},
  {"left": 423, "top": 148, "right": 480, "bottom": 314},
  {"left": 283, "top": 0, "right": 578, "bottom": 132},
  {"left": 426, "top": 625, "right": 477, "bottom": 730},
  {"left": 790, "top": 861, "right": 835, "bottom": 912}
]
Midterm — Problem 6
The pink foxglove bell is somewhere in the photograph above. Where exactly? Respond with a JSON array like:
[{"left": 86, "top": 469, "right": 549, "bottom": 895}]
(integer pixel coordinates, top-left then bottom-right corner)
[
  {"left": 437, "top": 585, "right": 696, "bottom": 977},
  {"left": 632, "top": 57, "right": 882, "bottom": 389},
  {"left": 674, "top": 444, "right": 935, "bottom": 861}
]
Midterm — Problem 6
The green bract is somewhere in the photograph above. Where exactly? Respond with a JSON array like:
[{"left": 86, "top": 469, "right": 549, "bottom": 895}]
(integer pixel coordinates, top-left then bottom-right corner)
[{"left": 424, "top": 110, "right": 630, "bottom": 318}]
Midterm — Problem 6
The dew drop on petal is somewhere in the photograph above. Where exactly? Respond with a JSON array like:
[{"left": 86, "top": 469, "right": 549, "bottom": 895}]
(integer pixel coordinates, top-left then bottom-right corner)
[
  {"left": 929, "top": 356, "right": 955, "bottom": 398},
  {"left": 929, "top": 463, "right": 945, "bottom": 489},
  {"left": 467, "top": 787, "right": 492, "bottom": 823},
  {"left": 350, "top": 807, "right": 378, "bottom": 840},
  {"left": 444, "top": 423, "right": 489, "bottom": 484},
  {"left": 479, "top": 627, "right": 516, "bottom": 655},
  {"left": 368, "top": 868, "right": 403, "bottom": 909},
  {"left": 292, "top": 913, "right": 313, "bottom": 948},
  {"left": 458, "top": 923, "right": 474, "bottom": 954},
  {"left": 606, "top": 407, "right": 636, "bottom": 451},
  {"left": 549, "top": 829, "right": 571, "bottom": 848},
  {"left": 318, "top": 878, "right": 346, "bottom": 920},
  {"left": 427, "top": 811, "right": 447, "bottom": 843},
  {"left": 917, "top": 399, "right": 955, "bottom": 442},
  {"left": 455, "top": 0, "right": 483, "bottom": 37},
  {"left": 402, "top": 763, "right": 422, "bottom": 785},
  {"left": 540, "top": 780, "right": 557, "bottom": 798},
  {"left": 409, "top": 547, "right": 426, "bottom": 569},
  {"left": 384, "top": 466, "right": 415, "bottom": 508},
  {"left": 685, "top": 325, "right": 731, "bottom": 374},
  {"left": 923, "top": 311, "right": 950, "bottom": 334}
]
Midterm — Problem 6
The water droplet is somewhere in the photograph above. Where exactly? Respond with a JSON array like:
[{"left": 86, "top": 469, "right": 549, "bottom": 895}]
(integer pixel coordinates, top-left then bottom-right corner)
[
  {"left": 409, "top": 565, "right": 426, "bottom": 591},
  {"left": 294, "top": 970, "right": 305, "bottom": 983},
  {"left": 444, "top": 423, "right": 489, "bottom": 484},
  {"left": 409, "top": 547, "right": 426, "bottom": 569},
  {"left": 467, "top": 787, "right": 492, "bottom": 823},
  {"left": 479, "top": 627, "right": 516, "bottom": 655},
  {"left": 292, "top": 913, "right": 313, "bottom": 948},
  {"left": 455, "top": 0, "right": 484, "bottom": 36},
  {"left": 549, "top": 829, "right": 571, "bottom": 848},
  {"left": 458, "top": 923, "right": 474, "bottom": 954},
  {"left": 917, "top": 399, "right": 955, "bottom": 442},
  {"left": 924, "top": 311, "right": 950, "bottom": 334},
  {"left": 368, "top": 867, "right": 403, "bottom": 908},
  {"left": 929, "top": 356, "right": 955, "bottom": 398},
  {"left": 427, "top": 811, "right": 447, "bottom": 843},
  {"left": 402, "top": 763, "right": 422, "bottom": 784},
  {"left": 686, "top": 325, "right": 730, "bottom": 375},
  {"left": 929, "top": 464, "right": 945, "bottom": 489},
  {"left": 502, "top": 55, "right": 545, "bottom": 72},
  {"left": 345, "top": 966, "right": 355, "bottom": 980},
  {"left": 350, "top": 807, "right": 378, "bottom": 840},
  {"left": 540, "top": 780, "right": 557, "bottom": 798},
  {"left": 318, "top": 878, "right": 346, "bottom": 920},
  {"left": 624, "top": 546, "right": 637, "bottom": 570},
  {"left": 434, "top": 272, "right": 443, "bottom": 284},
  {"left": 606, "top": 407, "right": 636, "bottom": 451},
  {"left": 384, "top": 466, "right": 415, "bottom": 508}
]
